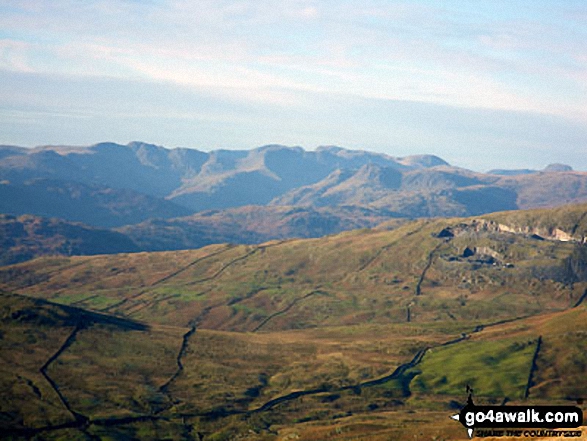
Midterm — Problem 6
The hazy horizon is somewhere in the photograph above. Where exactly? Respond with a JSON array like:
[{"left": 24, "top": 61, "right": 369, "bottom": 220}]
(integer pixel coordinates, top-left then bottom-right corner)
[
  {"left": 1, "top": 0, "right": 586, "bottom": 171},
  {"left": 2, "top": 139, "right": 585, "bottom": 174}
]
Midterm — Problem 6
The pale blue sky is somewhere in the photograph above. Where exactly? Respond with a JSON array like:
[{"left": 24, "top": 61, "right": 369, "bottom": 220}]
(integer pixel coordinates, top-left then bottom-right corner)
[{"left": 0, "top": 0, "right": 586, "bottom": 171}]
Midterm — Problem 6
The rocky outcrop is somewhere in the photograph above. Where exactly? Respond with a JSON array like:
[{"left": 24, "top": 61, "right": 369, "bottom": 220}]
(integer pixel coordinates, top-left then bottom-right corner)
[
  {"left": 494, "top": 223, "right": 583, "bottom": 243},
  {"left": 435, "top": 219, "right": 586, "bottom": 244}
]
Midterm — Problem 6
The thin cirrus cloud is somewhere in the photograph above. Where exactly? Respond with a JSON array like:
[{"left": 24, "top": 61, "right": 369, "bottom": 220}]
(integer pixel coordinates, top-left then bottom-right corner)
[{"left": 0, "top": 0, "right": 586, "bottom": 171}]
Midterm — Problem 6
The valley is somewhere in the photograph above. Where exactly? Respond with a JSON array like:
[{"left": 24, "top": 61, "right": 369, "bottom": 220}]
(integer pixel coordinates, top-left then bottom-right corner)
[
  {"left": 4, "top": 0, "right": 587, "bottom": 438},
  {"left": 1, "top": 204, "right": 586, "bottom": 439}
]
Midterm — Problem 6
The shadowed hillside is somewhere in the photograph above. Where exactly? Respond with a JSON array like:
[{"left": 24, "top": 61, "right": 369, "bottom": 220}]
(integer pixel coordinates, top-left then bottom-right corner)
[
  {"left": 0, "top": 214, "right": 139, "bottom": 265},
  {"left": 117, "top": 205, "right": 405, "bottom": 251},
  {"left": 0, "top": 178, "right": 189, "bottom": 228}
]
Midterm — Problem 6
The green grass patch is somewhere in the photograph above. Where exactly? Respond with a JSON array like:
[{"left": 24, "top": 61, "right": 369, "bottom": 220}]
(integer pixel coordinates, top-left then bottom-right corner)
[{"left": 409, "top": 338, "right": 537, "bottom": 398}]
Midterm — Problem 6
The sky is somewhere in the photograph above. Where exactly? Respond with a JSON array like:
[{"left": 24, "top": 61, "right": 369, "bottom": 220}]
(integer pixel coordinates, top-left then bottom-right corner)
[{"left": 0, "top": 0, "right": 586, "bottom": 171}]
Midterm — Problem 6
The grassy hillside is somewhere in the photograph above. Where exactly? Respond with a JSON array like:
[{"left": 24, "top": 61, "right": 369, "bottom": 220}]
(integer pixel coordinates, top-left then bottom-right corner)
[
  {"left": 1, "top": 295, "right": 585, "bottom": 440},
  {"left": 3, "top": 209, "right": 586, "bottom": 330},
  {"left": 1, "top": 204, "right": 586, "bottom": 440}
]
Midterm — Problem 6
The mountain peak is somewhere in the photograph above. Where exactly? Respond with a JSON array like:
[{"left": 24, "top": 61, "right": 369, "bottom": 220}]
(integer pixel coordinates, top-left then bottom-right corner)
[
  {"left": 544, "top": 163, "right": 573, "bottom": 172},
  {"left": 397, "top": 154, "right": 449, "bottom": 168},
  {"left": 256, "top": 144, "right": 304, "bottom": 153}
]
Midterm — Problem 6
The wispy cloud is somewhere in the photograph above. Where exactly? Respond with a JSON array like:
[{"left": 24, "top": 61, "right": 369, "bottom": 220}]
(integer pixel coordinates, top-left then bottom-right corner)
[
  {"left": 0, "top": 39, "right": 35, "bottom": 72},
  {"left": 0, "top": 0, "right": 586, "bottom": 167},
  {"left": 2, "top": 0, "right": 585, "bottom": 114}
]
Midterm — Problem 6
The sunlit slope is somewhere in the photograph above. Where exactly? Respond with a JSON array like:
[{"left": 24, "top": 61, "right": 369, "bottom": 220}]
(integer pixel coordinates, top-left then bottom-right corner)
[
  {"left": 1, "top": 203, "right": 585, "bottom": 437},
  {"left": 1, "top": 206, "right": 586, "bottom": 331},
  {"left": 1, "top": 295, "right": 585, "bottom": 438},
  {"left": 260, "top": 307, "right": 587, "bottom": 441},
  {"left": 0, "top": 293, "right": 183, "bottom": 434},
  {"left": 0, "top": 291, "right": 472, "bottom": 438},
  {"left": 471, "top": 306, "right": 587, "bottom": 400},
  {"left": 484, "top": 203, "right": 587, "bottom": 239}
]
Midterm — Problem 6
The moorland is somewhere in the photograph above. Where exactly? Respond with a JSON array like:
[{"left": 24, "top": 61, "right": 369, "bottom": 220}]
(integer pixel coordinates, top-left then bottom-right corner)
[{"left": 1, "top": 201, "right": 586, "bottom": 440}]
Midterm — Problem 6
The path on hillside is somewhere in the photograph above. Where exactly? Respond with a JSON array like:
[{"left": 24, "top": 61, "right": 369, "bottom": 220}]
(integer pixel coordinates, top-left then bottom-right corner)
[
  {"left": 149, "top": 246, "right": 235, "bottom": 287},
  {"left": 242, "top": 314, "right": 537, "bottom": 416},
  {"left": 185, "top": 240, "right": 288, "bottom": 286},
  {"left": 124, "top": 241, "right": 290, "bottom": 318}
]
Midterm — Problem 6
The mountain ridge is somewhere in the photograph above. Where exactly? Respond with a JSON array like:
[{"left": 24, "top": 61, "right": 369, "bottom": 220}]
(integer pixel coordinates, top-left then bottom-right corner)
[{"left": 2, "top": 142, "right": 587, "bottom": 242}]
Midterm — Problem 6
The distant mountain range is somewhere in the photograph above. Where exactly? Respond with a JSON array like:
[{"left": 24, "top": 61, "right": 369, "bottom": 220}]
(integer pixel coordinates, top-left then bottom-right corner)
[
  {"left": 0, "top": 142, "right": 458, "bottom": 221},
  {"left": 1, "top": 142, "right": 586, "bottom": 262},
  {"left": 487, "top": 163, "right": 574, "bottom": 175}
]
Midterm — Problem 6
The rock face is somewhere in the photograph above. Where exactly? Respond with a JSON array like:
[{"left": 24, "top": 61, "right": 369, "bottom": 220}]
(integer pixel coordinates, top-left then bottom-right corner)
[
  {"left": 492, "top": 222, "right": 581, "bottom": 242},
  {"left": 435, "top": 218, "right": 586, "bottom": 244}
]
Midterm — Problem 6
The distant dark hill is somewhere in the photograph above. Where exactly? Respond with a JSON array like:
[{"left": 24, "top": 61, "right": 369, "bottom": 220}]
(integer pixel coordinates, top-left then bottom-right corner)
[
  {"left": 118, "top": 205, "right": 403, "bottom": 251},
  {"left": 0, "top": 214, "right": 139, "bottom": 265},
  {"left": 170, "top": 169, "right": 290, "bottom": 211},
  {"left": 0, "top": 145, "right": 27, "bottom": 160},
  {"left": 0, "top": 143, "right": 447, "bottom": 215},
  {"left": 30, "top": 142, "right": 206, "bottom": 197},
  {"left": 399, "top": 166, "right": 490, "bottom": 191},
  {"left": 498, "top": 171, "right": 587, "bottom": 209},
  {"left": 0, "top": 203, "right": 406, "bottom": 264},
  {"left": 270, "top": 164, "right": 404, "bottom": 207},
  {"left": 0, "top": 178, "right": 189, "bottom": 228},
  {"left": 487, "top": 168, "right": 537, "bottom": 176},
  {"left": 272, "top": 163, "right": 587, "bottom": 217},
  {"left": 488, "top": 163, "right": 573, "bottom": 175},
  {"left": 271, "top": 164, "right": 506, "bottom": 216},
  {"left": 166, "top": 145, "right": 412, "bottom": 210}
]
